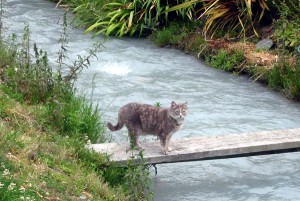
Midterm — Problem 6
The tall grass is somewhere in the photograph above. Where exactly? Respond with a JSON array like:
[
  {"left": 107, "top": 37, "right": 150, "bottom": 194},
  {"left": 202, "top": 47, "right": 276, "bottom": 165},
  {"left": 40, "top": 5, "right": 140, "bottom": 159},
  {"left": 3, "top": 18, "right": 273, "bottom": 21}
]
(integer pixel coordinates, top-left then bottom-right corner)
[{"left": 0, "top": 2, "right": 153, "bottom": 198}]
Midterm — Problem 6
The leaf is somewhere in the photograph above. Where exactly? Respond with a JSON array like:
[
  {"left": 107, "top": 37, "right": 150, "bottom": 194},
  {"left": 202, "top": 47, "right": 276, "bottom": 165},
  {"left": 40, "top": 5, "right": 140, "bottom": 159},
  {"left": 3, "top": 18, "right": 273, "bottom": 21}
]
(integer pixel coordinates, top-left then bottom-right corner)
[
  {"left": 128, "top": 11, "right": 134, "bottom": 28},
  {"left": 106, "top": 23, "right": 122, "bottom": 36},
  {"left": 85, "top": 22, "right": 109, "bottom": 33},
  {"left": 164, "top": 0, "right": 199, "bottom": 13}
]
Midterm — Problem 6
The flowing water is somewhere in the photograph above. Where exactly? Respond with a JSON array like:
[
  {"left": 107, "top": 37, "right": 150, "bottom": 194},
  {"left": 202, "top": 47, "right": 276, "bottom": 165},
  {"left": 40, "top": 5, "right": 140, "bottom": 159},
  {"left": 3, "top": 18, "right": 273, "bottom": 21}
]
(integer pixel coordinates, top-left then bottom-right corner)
[{"left": 3, "top": 0, "right": 300, "bottom": 200}]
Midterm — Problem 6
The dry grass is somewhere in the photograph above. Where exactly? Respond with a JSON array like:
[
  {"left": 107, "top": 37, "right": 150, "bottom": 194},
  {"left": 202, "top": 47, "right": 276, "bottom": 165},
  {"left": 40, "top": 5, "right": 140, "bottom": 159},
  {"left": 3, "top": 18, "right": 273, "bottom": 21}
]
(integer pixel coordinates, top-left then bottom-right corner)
[{"left": 207, "top": 40, "right": 279, "bottom": 68}]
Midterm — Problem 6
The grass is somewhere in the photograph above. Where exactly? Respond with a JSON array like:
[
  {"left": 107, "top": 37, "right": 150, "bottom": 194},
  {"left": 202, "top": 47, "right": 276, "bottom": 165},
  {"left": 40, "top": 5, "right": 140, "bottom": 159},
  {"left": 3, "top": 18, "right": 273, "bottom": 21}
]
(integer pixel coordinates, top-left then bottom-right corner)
[
  {"left": 0, "top": 91, "right": 125, "bottom": 200},
  {"left": 0, "top": 6, "right": 153, "bottom": 199},
  {"left": 206, "top": 49, "right": 245, "bottom": 72}
]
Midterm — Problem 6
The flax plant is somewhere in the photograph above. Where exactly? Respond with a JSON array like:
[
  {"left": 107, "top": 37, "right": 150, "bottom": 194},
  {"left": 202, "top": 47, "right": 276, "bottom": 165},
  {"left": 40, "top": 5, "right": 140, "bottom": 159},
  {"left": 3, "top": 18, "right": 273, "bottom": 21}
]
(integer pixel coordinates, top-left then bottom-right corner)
[
  {"left": 167, "top": 0, "right": 270, "bottom": 38},
  {"left": 85, "top": 0, "right": 168, "bottom": 37}
]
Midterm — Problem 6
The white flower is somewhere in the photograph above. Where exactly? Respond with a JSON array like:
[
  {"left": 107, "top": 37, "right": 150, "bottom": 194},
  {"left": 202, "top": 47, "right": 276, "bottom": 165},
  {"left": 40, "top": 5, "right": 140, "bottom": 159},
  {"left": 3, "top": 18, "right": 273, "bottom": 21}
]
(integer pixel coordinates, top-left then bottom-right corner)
[
  {"left": 8, "top": 183, "right": 16, "bottom": 190},
  {"left": 14, "top": 68, "right": 18, "bottom": 72},
  {"left": 20, "top": 196, "right": 25, "bottom": 200},
  {"left": 0, "top": 182, "right": 4, "bottom": 188},
  {"left": 3, "top": 169, "right": 10, "bottom": 176},
  {"left": 19, "top": 185, "right": 26, "bottom": 192},
  {"left": 86, "top": 140, "right": 91, "bottom": 145}
]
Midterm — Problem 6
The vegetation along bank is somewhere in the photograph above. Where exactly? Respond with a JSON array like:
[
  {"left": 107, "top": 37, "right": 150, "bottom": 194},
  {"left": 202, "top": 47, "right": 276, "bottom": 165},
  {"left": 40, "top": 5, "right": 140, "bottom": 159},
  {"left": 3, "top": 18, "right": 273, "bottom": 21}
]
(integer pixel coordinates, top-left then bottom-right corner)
[
  {"left": 0, "top": 0, "right": 299, "bottom": 200},
  {"left": 0, "top": 3, "right": 152, "bottom": 199},
  {"left": 55, "top": 0, "right": 300, "bottom": 100}
]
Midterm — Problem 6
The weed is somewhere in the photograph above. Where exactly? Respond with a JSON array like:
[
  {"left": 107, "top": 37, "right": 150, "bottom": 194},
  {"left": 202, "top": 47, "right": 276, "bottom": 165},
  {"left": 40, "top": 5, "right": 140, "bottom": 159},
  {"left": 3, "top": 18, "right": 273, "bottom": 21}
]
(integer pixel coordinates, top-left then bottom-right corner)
[
  {"left": 273, "top": 0, "right": 300, "bottom": 50},
  {"left": 124, "top": 151, "right": 153, "bottom": 201},
  {"left": 206, "top": 49, "right": 245, "bottom": 72},
  {"left": 152, "top": 23, "right": 191, "bottom": 47},
  {"left": 154, "top": 102, "right": 161, "bottom": 107},
  {"left": 268, "top": 53, "right": 300, "bottom": 100},
  {"left": 0, "top": 1, "right": 153, "bottom": 199},
  {"left": 0, "top": 158, "right": 41, "bottom": 201}
]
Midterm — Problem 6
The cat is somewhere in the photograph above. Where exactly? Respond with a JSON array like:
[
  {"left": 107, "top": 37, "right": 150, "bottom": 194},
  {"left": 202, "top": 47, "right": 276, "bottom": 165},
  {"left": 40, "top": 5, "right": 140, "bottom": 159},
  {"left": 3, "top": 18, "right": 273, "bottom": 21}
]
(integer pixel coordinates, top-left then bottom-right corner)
[{"left": 107, "top": 101, "right": 187, "bottom": 155}]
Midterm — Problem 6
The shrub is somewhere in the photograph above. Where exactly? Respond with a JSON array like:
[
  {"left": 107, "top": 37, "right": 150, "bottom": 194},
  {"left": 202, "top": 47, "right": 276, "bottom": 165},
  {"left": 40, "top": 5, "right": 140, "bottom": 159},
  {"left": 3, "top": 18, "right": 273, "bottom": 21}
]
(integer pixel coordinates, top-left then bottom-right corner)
[
  {"left": 167, "top": 0, "right": 271, "bottom": 38},
  {"left": 206, "top": 49, "right": 245, "bottom": 71},
  {"left": 268, "top": 55, "right": 300, "bottom": 100},
  {"left": 273, "top": 0, "right": 300, "bottom": 50},
  {"left": 153, "top": 23, "right": 186, "bottom": 47},
  {"left": 0, "top": 13, "right": 105, "bottom": 143}
]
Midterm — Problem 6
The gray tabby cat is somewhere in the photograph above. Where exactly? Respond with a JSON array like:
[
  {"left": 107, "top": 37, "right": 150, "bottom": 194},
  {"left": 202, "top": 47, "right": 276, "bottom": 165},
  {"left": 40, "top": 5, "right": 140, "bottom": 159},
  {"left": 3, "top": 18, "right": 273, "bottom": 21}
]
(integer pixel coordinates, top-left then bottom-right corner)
[{"left": 107, "top": 101, "right": 187, "bottom": 155}]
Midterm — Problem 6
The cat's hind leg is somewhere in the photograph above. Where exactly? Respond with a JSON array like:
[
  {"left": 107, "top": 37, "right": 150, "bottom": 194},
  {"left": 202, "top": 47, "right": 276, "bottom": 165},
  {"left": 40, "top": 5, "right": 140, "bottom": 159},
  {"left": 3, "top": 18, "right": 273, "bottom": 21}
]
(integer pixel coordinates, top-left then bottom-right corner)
[{"left": 127, "top": 126, "right": 143, "bottom": 150}]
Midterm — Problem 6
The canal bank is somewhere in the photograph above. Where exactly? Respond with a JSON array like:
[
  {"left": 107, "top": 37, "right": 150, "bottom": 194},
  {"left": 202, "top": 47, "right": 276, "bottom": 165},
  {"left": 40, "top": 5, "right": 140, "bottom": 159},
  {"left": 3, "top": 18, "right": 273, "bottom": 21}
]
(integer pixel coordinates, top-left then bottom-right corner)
[{"left": 2, "top": 1, "right": 300, "bottom": 200}]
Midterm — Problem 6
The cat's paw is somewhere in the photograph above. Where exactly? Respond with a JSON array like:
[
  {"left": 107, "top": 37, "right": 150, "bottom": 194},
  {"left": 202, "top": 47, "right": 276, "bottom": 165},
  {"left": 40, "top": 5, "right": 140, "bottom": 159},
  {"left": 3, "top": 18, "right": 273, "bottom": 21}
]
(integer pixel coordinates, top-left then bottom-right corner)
[
  {"left": 167, "top": 147, "right": 173, "bottom": 152},
  {"left": 161, "top": 148, "right": 168, "bottom": 155}
]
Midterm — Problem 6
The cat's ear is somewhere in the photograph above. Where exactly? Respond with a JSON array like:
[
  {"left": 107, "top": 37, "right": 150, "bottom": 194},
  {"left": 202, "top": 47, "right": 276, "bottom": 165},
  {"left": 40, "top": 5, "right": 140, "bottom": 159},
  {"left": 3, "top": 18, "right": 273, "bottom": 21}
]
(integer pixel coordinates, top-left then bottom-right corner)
[
  {"left": 171, "top": 101, "right": 177, "bottom": 108},
  {"left": 182, "top": 102, "right": 188, "bottom": 109}
]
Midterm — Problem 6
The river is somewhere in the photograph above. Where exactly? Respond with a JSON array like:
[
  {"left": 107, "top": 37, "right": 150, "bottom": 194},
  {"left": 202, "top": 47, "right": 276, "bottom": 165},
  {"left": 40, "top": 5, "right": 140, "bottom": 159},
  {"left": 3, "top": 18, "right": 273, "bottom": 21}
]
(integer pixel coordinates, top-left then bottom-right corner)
[{"left": 3, "top": 0, "right": 300, "bottom": 200}]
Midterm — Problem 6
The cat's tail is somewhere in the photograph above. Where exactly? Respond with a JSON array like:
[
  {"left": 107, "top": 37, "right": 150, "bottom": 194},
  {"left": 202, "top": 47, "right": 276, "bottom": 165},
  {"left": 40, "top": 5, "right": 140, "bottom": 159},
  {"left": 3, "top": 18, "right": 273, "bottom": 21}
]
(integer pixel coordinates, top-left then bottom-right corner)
[{"left": 107, "top": 115, "right": 124, "bottom": 131}]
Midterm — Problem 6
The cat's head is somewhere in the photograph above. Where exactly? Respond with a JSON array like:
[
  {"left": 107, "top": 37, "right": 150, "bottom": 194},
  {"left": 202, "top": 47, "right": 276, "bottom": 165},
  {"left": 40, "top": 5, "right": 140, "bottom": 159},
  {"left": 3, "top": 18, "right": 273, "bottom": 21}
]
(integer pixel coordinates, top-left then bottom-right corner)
[{"left": 169, "top": 101, "right": 188, "bottom": 122}]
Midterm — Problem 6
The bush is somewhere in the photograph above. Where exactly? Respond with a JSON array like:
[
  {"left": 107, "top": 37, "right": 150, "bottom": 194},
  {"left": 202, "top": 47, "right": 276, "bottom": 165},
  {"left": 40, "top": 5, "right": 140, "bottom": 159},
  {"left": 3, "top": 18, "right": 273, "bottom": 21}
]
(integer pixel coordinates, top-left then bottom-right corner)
[
  {"left": 268, "top": 55, "right": 300, "bottom": 100},
  {"left": 153, "top": 23, "right": 186, "bottom": 47},
  {"left": 206, "top": 49, "right": 245, "bottom": 71},
  {"left": 273, "top": 0, "right": 300, "bottom": 50},
  {"left": 0, "top": 13, "right": 105, "bottom": 143}
]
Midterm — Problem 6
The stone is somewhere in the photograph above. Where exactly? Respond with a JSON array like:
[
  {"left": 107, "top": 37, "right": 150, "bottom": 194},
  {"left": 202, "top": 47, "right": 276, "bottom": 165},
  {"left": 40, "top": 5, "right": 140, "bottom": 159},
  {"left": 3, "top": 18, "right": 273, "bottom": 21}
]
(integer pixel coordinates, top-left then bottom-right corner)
[{"left": 256, "top": 39, "right": 273, "bottom": 50}]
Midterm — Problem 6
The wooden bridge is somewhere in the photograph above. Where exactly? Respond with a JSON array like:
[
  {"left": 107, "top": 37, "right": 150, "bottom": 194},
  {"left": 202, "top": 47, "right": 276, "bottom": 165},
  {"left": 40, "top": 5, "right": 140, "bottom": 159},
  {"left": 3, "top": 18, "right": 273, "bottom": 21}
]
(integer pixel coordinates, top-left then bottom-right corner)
[{"left": 88, "top": 128, "right": 300, "bottom": 165}]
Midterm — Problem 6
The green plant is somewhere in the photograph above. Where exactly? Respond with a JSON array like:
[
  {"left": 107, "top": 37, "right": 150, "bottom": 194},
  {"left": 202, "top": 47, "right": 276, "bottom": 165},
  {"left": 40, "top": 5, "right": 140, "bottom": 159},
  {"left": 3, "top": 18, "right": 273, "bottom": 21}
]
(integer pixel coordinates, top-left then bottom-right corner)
[
  {"left": 85, "top": 0, "right": 164, "bottom": 37},
  {"left": 82, "top": 0, "right": 199, "bottom": 37},
  {"left": 167, "top": 0, "right": 271, "bottom": 38},
  {"left": 152, "top": 22, "right": 192, "bottom": 47},
  {"left": 124, "top": 151, "right": 153, "bottom": 201},
  {"left": 0, "top": 1, "right": 149, "bottom": 199},
  {"left": 154, "top": 102, "right": 161, "bottom": 107},
  {"left": 206, "top": 49, "right": 245, "bottom": 71},
  {"left": 268, "top": 54, "right": 300, "bottom": 100},
  {"left": 0, "top": 25, "right": 54, "bottom": 104},
  {"left": 273, "top": 0, "right": 300, "bottom": 49},
  {"left": 0, "top": 158, "right": 41, "bottom": 201},
  {"left": 47, "top": 95, "right": 105, "bottom": 143}
]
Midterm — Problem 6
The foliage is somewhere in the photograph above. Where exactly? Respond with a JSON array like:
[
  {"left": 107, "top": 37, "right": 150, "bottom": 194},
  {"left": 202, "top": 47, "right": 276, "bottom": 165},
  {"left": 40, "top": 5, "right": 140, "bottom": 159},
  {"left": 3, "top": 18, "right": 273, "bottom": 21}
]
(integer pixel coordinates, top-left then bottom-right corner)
[
  {"left": 0, "top": 2, "right": 153, "bottom": 198},
  {"left": 124, "top": 151, "right": 153, "bottom": 201},
  {"left": 268, "top": 54, "right": 300, "bottom": 100},
  {"left": 167, "top": 0, "right": 271, "bottom": 38},
  {"left": 1, "top": 24, "right": 54, "bottom": 104},
  {"left": 63, "top": 0, "right": 110, "bottom": 28},
  {"left": 152, "top": 23, "right": 186, "bottom": 47},
  {"left": 0, "top": 158, "right": 41, "bottom": 201},
  {"left": 58, "top": 0, "right": 198, "bottom": 37},
  {"left": 273, "top": 0, "right": 300, "bottom": 49},
  {"left": 206, "top": 49, "right": 245, "bottom": 71},
  {"left": 0, "top": 13, "right": 105, "bottom": 143},
  {"left": 84, "top": 0, "right": 170, "bottom": 37},
  {"left": 0, "top": 102, "right": 124, "bottom": 200}
]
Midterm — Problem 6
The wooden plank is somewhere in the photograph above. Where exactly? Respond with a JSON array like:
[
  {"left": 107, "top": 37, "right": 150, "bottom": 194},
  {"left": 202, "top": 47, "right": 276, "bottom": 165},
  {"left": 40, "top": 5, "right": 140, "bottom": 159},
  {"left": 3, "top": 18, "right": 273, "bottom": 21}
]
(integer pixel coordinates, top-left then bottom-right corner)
[{"left": 88, "top": 128, "right": 300, "bottom": 165}]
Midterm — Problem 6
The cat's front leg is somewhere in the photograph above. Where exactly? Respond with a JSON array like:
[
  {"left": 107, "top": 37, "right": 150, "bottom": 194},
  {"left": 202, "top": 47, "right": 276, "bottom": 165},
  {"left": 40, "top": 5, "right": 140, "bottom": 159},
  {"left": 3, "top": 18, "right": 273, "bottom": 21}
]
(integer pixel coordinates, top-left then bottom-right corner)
[
  {"left": 166, "top": 135, "right": 173, "bottom": 152},
  {"left": 159, "top": 136, "right": 168, "bottom": 155}
]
